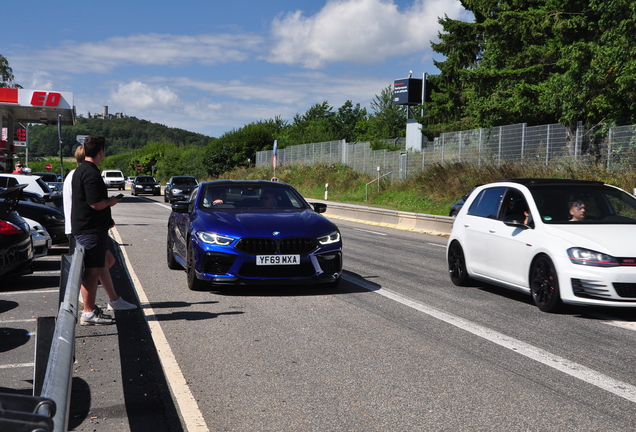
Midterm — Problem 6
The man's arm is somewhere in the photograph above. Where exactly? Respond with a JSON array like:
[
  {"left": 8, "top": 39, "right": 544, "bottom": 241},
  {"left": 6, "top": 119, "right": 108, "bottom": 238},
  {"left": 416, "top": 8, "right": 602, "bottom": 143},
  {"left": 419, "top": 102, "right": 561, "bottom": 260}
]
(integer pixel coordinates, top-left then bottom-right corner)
[{"left": 89, "top": 196, "right": 122, "bottom": 211}]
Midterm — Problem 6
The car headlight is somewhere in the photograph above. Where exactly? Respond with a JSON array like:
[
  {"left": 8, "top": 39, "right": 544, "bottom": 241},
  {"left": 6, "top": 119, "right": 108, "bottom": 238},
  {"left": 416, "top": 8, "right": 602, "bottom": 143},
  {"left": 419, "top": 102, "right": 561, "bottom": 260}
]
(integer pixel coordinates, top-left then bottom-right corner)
[
  {"left": 317, "top": 230, "right": 340, "bottom": 245},
  {"left": 567, "top": 247, "right": 619, "bottom": 267},
  {"left": 172, "top": 188, "right": 182, "bottom": 194},
  {"left": 135, "top": 185, "right": 142, "bottom": 188},
  {"left": 196, "top": 231, "right": 234, "bottom": 246}
]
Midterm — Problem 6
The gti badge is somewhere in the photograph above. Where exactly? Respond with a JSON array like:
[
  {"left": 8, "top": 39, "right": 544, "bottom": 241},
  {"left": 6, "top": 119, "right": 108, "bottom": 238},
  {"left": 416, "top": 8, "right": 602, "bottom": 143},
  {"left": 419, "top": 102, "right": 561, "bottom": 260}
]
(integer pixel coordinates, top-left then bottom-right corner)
[{"left": 273, "top": 231, "right": 280, "bottom": 236}]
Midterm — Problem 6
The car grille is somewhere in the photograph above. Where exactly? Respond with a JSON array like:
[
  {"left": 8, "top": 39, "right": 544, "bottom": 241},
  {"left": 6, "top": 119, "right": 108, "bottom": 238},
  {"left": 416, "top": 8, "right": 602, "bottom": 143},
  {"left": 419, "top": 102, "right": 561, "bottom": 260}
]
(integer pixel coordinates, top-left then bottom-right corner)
[
  {"left": 238, "top": 262, "right": 316, "bottom": 278},
  {"left": 613, "top": 283, "right": 636, "bottom": 298},
  {"left": 317, "top": 252, "right": 341, "bottom": 273},
  {"left": 235, "top": 237, "right": 317, "bottom": 255},
  {"left": 571, "top": 279, "right": 611, "bottom": 298},
  {"left": 202, "top": 253, "right": 236, "bottom": 275}
]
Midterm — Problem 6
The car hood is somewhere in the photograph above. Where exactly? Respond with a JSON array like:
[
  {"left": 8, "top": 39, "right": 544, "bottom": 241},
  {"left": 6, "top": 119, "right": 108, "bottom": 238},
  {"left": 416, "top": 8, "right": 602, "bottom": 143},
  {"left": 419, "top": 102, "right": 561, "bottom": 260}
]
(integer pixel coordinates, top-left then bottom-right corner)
[
  {"left": 193, "top": 208, "right": 337, "bottom": 238},
  {"left": 543, "top": 224, "right": 636, "bottom": 256}
]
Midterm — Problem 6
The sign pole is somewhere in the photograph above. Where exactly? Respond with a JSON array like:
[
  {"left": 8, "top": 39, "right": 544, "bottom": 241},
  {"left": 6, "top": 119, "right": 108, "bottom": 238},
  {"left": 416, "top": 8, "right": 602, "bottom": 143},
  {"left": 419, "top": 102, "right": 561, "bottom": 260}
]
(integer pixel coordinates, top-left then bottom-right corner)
[{"left": 57, "top": 115, "right": 64, "bottom": 179}]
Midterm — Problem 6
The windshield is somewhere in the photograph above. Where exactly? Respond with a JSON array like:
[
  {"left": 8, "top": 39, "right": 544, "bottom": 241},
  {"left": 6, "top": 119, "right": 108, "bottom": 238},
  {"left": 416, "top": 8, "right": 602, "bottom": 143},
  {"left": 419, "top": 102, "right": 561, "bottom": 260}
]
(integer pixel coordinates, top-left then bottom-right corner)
[
  {"left": 201, "top": 185, "right": 307, "bottom": 210},
  {"left": 105, "top": 172, "right": 123, "bottom": 178},
  {"left": 136, "top": 177, "right": 156, "bottom": 182},
  {"left": 174, "top": 177, "right": 198, "bottom": 186},
  {"left": 530, "top": 185, "right": 636, "bottom": 224}
]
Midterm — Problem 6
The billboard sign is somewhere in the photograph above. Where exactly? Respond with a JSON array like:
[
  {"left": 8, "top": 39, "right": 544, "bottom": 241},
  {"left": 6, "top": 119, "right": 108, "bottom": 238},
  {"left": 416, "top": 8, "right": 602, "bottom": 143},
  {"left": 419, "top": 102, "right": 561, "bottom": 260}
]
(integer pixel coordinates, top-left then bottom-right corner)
[{"left": 393, "top": 78, "right": 423, "bottom": 106}]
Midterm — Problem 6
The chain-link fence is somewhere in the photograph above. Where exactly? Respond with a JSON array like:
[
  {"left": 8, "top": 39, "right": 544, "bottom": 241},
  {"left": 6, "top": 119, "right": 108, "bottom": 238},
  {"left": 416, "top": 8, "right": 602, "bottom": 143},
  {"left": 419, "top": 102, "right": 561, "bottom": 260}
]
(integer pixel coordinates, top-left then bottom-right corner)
[{"left": 257, "top": 123, "right": 636, "bottom": 181}]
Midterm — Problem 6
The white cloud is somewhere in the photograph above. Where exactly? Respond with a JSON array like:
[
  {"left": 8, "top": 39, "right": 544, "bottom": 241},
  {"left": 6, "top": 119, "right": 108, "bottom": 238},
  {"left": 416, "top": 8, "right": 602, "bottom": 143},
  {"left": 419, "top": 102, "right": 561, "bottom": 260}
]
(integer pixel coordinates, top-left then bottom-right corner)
[
  {"left": 267, "top": 0, "right": 471, "bottom": 68},
  {"left": 109, "top": 81, "right": 181, "bottom": 111},
  {"left": 12, "top": 33, "right": 264, "bottom": 74}
]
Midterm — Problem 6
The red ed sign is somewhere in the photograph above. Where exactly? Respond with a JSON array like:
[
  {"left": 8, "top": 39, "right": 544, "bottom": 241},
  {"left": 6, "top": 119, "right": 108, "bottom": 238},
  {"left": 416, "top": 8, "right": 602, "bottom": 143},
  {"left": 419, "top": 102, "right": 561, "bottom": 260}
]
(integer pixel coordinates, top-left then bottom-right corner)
[
  {"left": 45, "top": 163, "right": 53, "bottom": 171},
  {"left": 30, "top": 92, "right": 63, "bottom": 107}
]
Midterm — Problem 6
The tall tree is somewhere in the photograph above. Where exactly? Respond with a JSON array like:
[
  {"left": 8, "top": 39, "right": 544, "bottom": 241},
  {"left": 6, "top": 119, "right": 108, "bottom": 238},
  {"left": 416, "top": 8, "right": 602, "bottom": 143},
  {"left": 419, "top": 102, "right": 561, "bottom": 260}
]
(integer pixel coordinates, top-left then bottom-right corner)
[
  {"left": 424, "top": 0, "right": 636, "bottom": 134},
  {"left": 0, "top": 54, "right": 22, "bottom": 88}
]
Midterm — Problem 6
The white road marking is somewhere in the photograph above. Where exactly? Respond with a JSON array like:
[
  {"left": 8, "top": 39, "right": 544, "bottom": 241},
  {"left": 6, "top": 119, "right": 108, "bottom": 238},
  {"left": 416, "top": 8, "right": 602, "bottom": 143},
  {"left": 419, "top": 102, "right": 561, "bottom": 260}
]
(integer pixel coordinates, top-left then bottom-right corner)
[
  {"left": 0, "top": 289, "right": 58, "bottom": 295},
  {"left": 343, "top": 273, "right": 636, "bottom": 404},
  {"left": 0, "top": 319, "right": 36, "bottom": 324},
  {"left": 427, "top": 243, "right": 446, "bottom": 248},
  {"left": 111, "top": 227, "right": 209, "bottom": 432},
  {"left": 353, "top": 228, "right": 388, "bottom": 236},
  {"left": 0, "top": 363, "right": 34, "bottom": 369}
]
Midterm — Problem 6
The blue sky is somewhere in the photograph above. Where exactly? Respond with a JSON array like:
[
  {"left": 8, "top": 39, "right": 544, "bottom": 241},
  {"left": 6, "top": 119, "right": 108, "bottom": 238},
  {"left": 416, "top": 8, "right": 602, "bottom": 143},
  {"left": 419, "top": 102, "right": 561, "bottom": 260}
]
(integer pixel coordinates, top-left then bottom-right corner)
[{"left": 3, "top": 0, "right": 471, "bottom": 138}]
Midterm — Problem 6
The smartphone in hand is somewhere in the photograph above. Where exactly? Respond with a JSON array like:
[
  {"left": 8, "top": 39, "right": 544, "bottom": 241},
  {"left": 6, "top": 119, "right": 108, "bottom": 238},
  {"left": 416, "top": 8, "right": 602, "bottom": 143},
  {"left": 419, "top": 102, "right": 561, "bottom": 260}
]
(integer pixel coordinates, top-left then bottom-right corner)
[{"left": 115, "top": 194, "right": 124, "bottom": 199}]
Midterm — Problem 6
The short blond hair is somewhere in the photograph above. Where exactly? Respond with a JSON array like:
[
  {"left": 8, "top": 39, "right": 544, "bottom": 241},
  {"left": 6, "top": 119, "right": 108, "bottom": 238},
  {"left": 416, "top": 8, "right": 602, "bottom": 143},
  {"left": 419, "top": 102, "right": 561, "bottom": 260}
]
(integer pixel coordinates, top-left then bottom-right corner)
[{"left": 74, "top": 145, "right": 85, "bottom": 165}]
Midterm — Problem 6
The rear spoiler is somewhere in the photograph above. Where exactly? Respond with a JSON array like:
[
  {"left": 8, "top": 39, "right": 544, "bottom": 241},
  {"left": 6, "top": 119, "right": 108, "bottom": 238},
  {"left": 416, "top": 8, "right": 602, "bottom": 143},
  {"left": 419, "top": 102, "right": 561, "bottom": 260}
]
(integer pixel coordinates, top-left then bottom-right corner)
[{"left": 0, "top": 184, "right": 28, "bottom": 212}]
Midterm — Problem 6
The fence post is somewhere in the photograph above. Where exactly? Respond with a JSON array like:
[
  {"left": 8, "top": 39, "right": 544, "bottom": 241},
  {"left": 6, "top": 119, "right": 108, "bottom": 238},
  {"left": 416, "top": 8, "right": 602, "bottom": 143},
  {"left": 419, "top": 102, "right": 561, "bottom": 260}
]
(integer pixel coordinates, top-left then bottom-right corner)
[
  {"left": 521, "top": 123, "right": 526, "bottom": 159},
  {"left": 498, "top": 126, "right": 503, "bottom": 166},
  {"left": 546, "top": 124, "right": 550, "bottom": 166}
]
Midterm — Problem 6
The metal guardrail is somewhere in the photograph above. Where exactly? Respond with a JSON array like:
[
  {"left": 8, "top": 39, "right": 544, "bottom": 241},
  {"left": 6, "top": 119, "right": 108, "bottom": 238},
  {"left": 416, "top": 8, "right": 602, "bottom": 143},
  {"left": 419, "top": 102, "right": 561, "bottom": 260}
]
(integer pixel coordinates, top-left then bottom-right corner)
[
  {"left": 40, "top": 243, "right": 84, "bottom": 432},
  {"left": 0, "top": 244, "right": 84, "bottom": 432}
]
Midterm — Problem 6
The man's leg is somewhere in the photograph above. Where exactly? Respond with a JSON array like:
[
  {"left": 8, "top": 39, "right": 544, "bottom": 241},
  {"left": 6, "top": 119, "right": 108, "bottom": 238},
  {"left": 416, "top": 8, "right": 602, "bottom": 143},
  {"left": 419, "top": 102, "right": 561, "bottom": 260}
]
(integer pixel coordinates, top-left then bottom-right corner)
[{"left": 81, "top": 267, "right": 101, "bottom": 314}]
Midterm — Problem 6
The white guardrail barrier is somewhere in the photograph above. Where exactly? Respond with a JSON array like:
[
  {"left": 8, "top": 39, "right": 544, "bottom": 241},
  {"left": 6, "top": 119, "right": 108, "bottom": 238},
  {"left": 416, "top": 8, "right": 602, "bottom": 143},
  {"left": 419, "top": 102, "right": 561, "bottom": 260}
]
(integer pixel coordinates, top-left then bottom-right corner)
[{"left": 322, "top": 201, "right": 454, "bottom": 236}]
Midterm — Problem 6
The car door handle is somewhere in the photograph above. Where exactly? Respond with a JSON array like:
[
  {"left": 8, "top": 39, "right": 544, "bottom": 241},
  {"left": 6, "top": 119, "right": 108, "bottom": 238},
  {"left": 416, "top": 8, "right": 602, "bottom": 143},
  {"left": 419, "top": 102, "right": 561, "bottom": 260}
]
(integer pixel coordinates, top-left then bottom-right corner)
[{"left": 489, "top": 229, "right": 496, "bottom": 233}]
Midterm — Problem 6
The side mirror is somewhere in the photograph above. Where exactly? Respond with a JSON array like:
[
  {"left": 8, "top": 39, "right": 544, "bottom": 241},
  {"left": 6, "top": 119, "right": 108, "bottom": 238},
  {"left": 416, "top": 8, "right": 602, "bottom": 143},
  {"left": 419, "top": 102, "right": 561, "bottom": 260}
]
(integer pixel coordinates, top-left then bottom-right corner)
[
  {"left": 311, "top": 202, "right": 327, "bottom": 213},
  {"left": 171, "top": 202, "right": 190, "bottom": 213}
]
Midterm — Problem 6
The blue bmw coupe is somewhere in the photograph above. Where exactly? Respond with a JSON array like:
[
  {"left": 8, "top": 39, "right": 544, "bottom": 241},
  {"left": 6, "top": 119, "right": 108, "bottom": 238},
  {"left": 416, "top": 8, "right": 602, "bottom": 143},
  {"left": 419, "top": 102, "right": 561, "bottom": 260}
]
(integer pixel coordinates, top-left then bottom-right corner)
[{"left": 167, "top": 180, "right": 343, "bottom": 290}]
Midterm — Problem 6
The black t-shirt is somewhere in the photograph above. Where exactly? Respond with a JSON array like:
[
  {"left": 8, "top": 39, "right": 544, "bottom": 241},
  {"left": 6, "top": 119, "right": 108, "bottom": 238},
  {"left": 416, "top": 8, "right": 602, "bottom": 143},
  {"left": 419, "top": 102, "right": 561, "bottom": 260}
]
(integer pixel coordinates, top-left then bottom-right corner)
[{"left": 71, "top": 161, "right": 113, "bottom": 235}]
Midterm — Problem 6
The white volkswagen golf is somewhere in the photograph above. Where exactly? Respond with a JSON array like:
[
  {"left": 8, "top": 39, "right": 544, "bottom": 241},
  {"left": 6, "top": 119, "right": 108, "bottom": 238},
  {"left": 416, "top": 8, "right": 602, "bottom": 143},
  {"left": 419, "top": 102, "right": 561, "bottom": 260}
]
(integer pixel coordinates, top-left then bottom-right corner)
[{"left": 446, "top": 179, "right": 636, "bottom": 312}]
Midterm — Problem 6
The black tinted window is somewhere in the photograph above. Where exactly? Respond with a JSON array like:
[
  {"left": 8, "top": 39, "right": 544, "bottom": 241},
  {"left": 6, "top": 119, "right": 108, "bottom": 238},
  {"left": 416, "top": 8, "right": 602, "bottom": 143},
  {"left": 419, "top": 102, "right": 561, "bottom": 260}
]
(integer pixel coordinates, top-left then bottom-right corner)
[{"left": 468, "top": 187, "right": 505, "bottom": 219}]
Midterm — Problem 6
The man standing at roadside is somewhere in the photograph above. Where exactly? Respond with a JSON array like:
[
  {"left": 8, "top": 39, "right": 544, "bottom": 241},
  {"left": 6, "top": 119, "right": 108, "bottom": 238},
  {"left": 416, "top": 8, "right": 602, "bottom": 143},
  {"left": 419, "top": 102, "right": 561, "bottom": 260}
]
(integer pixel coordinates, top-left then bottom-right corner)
[{"left": 72, "top": 136, "right": 123, "bottom": 325}]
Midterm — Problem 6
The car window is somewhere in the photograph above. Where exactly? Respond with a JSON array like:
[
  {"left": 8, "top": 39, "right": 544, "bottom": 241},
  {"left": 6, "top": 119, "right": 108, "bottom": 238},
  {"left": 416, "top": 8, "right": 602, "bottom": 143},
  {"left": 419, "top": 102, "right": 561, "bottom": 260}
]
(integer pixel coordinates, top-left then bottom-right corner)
[
  {"left": 105, "top": 172, "right": 123, "bottom": 178},
  {"left": 467, "top": 187, "right": 505, "bottom": 219},
  {"left": 35, "top": 178, "right": 52, "bottom": 193},
  {"left": 201, "top": 185, "right": 306, "bottom": 210},
  {"left": 530, "top": 185, "right": 636, "bottom": 224},
  {"left": 500, "top": 189, "right": 529, "bottom": 222}
]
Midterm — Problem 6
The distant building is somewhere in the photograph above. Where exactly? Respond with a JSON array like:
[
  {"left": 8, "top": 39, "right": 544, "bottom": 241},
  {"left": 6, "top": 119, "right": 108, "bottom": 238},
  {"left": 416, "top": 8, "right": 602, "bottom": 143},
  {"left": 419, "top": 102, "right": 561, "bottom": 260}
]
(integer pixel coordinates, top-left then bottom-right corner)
[{"left": 87, "top": 106, "right": 128, "bottom": 119}]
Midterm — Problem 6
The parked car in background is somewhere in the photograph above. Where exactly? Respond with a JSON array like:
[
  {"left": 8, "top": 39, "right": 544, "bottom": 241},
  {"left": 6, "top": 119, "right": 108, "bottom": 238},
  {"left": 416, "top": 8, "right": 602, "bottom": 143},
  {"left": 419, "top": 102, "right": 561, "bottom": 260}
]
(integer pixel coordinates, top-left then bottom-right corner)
[
  {"left": 0, "top": 185, "right": 34, "bottom": 279},
  {"left": 125, "top": 176, "right": 136, "bottom": 189},
  {"left": 447, "top": 179, "right": 636, "bottom": 312},
  {"left": 14, "top": 201, "right": 66, "bottom": 245},
  {"left": 132, "top": 176, "right": 161, "bottom": 196},
  {"left": 0, "top": 173, "right": 64, "bottom": 213},
  {"left": 23, "top": 217, "right": 51, "bottom": 258},
  {"left": 32, "top": 172, "right": 63, "bottom": 192},
  {"left": 164, "top": 176, "right": 198, "bottom": 203},
  {"left": 101, "top": 170, "right": 125, "bottom": 190},
  {"left": 449, "top": 186, "right": 480, "bottom": 217},
  {"left": 167, "top": 180, "right": 343, "bottom": 290}
]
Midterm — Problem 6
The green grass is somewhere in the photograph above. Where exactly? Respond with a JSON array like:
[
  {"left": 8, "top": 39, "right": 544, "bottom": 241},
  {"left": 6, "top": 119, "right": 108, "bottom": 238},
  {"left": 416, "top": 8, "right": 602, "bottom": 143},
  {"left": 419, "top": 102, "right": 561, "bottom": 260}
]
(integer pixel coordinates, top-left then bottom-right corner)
[{"left": 212, "top": 161, "right": 636, "bottom": 216}]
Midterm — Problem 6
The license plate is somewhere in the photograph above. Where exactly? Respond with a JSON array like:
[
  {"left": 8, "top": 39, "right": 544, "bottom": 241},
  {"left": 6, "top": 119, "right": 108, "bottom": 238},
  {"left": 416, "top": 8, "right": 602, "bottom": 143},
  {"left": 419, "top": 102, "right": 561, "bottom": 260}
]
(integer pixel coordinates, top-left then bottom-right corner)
[
  {"left": 144, "top": 188, "right": 152, "bottom": 191},
  {"left": 256, "top": 255, "right": 300, "bottom": 265}
]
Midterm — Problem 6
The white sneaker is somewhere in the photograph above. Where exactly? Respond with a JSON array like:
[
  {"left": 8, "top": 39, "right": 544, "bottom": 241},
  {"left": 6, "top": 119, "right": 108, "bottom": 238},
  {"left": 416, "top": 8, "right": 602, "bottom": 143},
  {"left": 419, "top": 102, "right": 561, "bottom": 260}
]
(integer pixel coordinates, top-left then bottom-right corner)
[{"left": 107, "top": 297, "right": 137, "bottom": 311}]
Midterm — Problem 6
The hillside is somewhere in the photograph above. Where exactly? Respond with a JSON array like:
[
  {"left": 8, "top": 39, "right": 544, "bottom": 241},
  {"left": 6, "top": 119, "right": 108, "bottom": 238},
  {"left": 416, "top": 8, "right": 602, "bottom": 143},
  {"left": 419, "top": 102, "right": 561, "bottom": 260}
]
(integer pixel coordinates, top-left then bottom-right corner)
[{"left": 24, "top": 116, "right": 215, "bottom": 158}]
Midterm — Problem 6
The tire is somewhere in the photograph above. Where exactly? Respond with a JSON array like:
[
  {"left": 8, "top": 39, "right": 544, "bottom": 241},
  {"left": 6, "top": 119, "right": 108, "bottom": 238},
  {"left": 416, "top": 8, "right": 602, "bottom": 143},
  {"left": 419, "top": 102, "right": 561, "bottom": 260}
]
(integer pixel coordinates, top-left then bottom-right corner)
[
  {"left": 164, "top": 194, "right": 168, "bottom": 203},
  {"left": 166, "top": 232, "right": 183, "bottom": 270},
  {"left": 530, "top": 255, "right": 562, "bottom": 312},
  {"left": 187, "top": 240, "right": 208, "bottom": 291},
  {"left": 448, "top": 241, "right": 470, "bottom": 286}
]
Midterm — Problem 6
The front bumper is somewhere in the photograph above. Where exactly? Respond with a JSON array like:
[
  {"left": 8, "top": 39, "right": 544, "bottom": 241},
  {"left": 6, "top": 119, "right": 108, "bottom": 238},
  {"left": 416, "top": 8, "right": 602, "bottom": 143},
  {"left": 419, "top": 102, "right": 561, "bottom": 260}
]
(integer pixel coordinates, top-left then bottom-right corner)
[
  {"left": 194, "top": 246, "right": 342, "bottom": 286},
  {"left": 555, "top": 255, "right": 636, "bottom": 307}
]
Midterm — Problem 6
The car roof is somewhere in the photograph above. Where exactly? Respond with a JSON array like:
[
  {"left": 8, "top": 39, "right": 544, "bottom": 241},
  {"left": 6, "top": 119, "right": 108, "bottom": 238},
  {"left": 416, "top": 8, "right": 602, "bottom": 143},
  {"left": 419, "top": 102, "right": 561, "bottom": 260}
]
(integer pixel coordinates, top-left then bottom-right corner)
[
  {"left": 494, "top": 178, "right": 605, "bottom": 187},
  {"left": 201, "top": 179, "right": 289, "bottom": 187}
]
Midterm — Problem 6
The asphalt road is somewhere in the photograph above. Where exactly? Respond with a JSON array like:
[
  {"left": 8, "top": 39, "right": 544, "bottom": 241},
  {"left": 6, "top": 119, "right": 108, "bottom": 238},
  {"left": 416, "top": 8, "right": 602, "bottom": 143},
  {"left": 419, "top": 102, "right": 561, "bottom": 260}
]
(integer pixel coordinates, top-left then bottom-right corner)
[{"left": 3, "top": 193, "right": 636, "bottom": 431}]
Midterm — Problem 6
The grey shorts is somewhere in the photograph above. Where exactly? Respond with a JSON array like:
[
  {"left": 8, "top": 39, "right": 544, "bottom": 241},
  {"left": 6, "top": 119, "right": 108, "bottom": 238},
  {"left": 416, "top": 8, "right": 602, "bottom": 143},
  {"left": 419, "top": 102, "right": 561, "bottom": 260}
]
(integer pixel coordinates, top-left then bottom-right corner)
[{"left": 74, "top": 232, "right": 109, "bottom": 268}]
